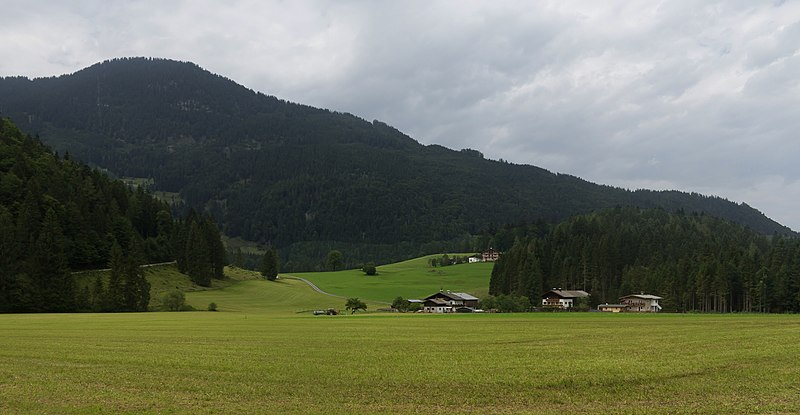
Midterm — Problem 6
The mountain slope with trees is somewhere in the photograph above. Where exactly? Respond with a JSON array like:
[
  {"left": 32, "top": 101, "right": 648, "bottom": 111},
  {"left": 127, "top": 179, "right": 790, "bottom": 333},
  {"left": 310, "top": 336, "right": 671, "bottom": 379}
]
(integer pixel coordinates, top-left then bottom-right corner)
[
  {"left": 489, "top": 207, "right": 800, "bottom": 313},
  {"left": 0, "top": 58, "right": 794, "bottom": 269},
  {"left": 0, "top": 117, "right": 224, "bottom": 312}
]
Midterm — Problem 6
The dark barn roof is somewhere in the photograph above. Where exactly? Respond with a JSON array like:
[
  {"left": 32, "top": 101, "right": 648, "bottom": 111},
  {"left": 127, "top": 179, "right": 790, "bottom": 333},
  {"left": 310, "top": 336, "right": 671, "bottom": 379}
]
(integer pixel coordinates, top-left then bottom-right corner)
[{"left": 542, "top": 290, "right": 590, "bottom": 299}]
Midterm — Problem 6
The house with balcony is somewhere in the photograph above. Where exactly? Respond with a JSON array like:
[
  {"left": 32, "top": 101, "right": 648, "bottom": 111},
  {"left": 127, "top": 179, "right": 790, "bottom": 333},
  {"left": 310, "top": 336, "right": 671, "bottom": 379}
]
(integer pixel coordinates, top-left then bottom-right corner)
[
  {"left": 620, "top": 294, "right": 663, "bottom": 312},
  {"left": 541, "top": 289, "right": 590, "bottom": 309},
  {"left": 422, "top": 291, "right": 479, "bottom": 313}
]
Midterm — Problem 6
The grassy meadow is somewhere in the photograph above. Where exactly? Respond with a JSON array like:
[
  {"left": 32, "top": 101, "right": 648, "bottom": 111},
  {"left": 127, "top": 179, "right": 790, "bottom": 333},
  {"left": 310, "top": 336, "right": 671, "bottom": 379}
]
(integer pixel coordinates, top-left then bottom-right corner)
[
  {"left": 2, "top": 312, "right": 799, "bottom": 414},
  {"left": 289, "top": 253, "right": 493, "bottom": 302},
  {"left": 3, "top": 258, "right": 799, "bottom": 414}
]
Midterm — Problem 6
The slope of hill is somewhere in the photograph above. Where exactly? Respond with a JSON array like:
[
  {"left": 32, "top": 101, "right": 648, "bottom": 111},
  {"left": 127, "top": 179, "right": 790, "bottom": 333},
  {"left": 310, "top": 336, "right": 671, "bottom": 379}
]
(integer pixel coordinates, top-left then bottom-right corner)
[
  {"left": 289, "top": 254, "right": 493, "bottom": 303},
  {"left": 0, "top": 117, "right": 177, "bottom": 312},
  {"left": 1, "top": 57, "right": 794, "bottom": 266}
]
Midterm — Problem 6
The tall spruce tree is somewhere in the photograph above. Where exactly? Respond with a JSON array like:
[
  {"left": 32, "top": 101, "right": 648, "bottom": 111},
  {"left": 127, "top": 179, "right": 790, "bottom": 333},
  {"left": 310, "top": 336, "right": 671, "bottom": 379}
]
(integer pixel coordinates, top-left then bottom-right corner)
[
  {"left": 186, "top": 221, "right": 212, "bottom": 286},
  {"left": 203, "top": 217, "right": 226, "bottom": 280},
  {"left": 29, "top": 208, "right": 74, "bottom": 312},
  {"left": 261, "top": 247, "right": 279, "bottom": 281},
  {"left": 107, "top": 242, "right": 126, "bottom": 311}
]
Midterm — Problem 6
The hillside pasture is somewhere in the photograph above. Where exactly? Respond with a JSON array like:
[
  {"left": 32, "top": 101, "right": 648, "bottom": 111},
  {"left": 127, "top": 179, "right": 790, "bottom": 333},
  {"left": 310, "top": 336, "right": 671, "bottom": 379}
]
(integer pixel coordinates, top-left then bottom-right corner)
[{"left": 289, "top": 253, "right": 493, "bottom": 302}]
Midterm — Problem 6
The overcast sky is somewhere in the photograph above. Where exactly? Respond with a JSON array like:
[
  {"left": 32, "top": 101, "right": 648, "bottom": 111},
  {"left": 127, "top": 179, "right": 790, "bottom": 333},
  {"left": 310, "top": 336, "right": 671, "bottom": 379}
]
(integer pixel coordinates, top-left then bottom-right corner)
[{"left": 2, "top": 1, "right": 799, "bottom": 230}]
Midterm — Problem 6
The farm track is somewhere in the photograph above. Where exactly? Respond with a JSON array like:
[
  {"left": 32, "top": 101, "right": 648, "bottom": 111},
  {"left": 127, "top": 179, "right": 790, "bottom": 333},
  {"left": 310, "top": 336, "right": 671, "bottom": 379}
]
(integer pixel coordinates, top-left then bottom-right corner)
[{"left": 282, "top": 275, "right": 390, "bottom": 305}]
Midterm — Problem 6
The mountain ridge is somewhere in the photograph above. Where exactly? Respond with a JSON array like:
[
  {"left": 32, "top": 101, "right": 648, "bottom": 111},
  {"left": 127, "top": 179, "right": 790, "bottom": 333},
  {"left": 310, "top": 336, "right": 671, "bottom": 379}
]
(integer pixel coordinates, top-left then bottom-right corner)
[{"left": 0, "top": 57, "right": 794, "bottom": 259}]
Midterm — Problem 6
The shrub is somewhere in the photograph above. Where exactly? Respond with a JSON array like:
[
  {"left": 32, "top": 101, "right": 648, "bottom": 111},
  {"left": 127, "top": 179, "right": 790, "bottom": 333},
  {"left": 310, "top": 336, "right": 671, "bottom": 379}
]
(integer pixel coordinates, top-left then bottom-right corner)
[
  {"left": 161, "top": 290, "right": 186, "bottom": 311},
  {"left": 361, "top": 263, "right": 377, "bottom": 276},
  {"left": 208, "top": 302, "right": 218, "bottom": 312}
]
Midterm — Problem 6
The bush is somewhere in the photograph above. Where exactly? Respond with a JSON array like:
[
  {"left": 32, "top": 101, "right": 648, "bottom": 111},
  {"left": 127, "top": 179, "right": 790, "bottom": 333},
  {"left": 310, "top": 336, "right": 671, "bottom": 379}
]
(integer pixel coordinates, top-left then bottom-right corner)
[
  {"left": 161, "top": 290, "right": 186, "bottom": 311},
  {"left": 208, "top": 302, "right": 218, "bottom": 312},
  {"left": 391, "top": 296, "right": 408, "bottom": 312},
  {"left": 362, "top": 263, "right": 377, "bottom": 276}
]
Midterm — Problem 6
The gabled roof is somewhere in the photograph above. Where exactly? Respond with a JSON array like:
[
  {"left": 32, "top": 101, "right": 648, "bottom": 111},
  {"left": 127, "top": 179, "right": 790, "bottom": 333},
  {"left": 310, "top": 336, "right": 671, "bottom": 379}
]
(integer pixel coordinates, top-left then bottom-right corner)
[
  {"left": 543, "top": 290, "right": 590, "bottom": 299},
  {"left": 424, "top": 291, "right": 479, "bottom": 301},
  {"left": 425, "top": 298, "right": 449, "bottom": 305},
  {"left": 621, "top": 294, "right": 662, "bottom": 300}
]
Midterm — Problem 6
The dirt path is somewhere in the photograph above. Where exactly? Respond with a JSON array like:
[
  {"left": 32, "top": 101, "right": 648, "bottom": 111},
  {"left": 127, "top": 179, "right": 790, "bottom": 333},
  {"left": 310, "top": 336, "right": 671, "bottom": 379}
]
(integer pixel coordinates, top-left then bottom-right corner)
[{"left": 281, "top": 275, "right": 391, "bottom": 305}]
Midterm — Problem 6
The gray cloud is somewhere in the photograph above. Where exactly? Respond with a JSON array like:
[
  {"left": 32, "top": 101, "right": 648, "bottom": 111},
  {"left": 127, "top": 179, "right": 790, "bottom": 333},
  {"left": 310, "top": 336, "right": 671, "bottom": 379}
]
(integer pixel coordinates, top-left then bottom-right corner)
[{"left": 2, "top": 0, "right": 799, "bottom": 230}]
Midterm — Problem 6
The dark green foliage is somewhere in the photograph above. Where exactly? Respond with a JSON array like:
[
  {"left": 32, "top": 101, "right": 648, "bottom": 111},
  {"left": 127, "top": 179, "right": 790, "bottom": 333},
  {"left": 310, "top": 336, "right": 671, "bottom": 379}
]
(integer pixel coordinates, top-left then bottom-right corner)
[
  {"left": 391, "top": 296, "right": 407, "bottom": 311},
  {"left": 1, "top": 58, "right": 793, "bottom": 273},
  {"left": 207, "top": 302, "right": 217, "bottom": 311},
  {"left": 29, "top": 208, "right": 74, "bottom": 312},
  {"left": 260, "top": 247, "right": 279, "bottom": 281},
  {"left": 478, "top": 294, "right": 531, "bottom": 312},
  {"left": 185, "top": 221, "right": 212, "bottom": 286},
  {"left": 361, "top": 263, "right": 377, "bottom": 276},
  {"left": 345, "top": 297, "right": 367, "bottom": 314},
  {"left": 326, "top": 250, "right": 343, "bottom": 272},
  {"left": 161, "top": 290, "right": 186, "bottom": 311},
  {"left": 90, "top": 275, "right": 105, "bottom": 312},
  {"left": 489, "top": 207, "right": 800, "bottom": 313},
  {"left": 0, "top": 118, "right": 174, "bottom": 313},
  {"left": 176, "top": 214, "right": 224, "bottom": 287}
]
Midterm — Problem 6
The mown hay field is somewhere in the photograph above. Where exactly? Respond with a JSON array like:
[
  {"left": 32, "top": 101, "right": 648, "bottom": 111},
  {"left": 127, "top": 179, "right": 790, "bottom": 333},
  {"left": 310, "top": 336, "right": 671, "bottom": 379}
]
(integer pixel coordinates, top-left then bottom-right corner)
[{"left": 2, "top": 310, "right": 799, "bottom": 414}]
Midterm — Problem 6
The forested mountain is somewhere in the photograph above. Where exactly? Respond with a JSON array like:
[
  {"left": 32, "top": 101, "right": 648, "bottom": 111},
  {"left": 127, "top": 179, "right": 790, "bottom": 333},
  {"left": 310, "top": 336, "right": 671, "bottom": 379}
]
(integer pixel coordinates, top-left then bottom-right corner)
[
  {"left": 0, "top": 117, "right": 173, "bottom": 312},
  {"left": 0, "top": 58, "right": 794, "bottom": 269},
  {"left": 0, "top": 118, "right": 224, "bottom": 312},
  {"left": 489, "top": 207, "right": 800, "bottom": 313}
]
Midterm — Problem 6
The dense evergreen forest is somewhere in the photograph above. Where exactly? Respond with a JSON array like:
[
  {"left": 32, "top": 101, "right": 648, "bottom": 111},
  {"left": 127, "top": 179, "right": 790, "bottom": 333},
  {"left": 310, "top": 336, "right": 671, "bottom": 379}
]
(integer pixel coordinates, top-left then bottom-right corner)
[
  {"left": 0, "top": 118, "right": 223, "bottom": 312},
  {"left": 489, "top": 208, "right": 800, "bottom": 313},
  {"left": 0, "top": 57, "right": 794, "bottom": 270}
]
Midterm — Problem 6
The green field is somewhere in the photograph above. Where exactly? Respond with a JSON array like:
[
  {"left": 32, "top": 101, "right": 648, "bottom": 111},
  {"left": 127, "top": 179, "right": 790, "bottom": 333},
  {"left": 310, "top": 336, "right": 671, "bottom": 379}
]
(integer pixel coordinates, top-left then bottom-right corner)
[
  {"left": 2, "top": 312, "right": 799, "bottom": 414},
  {"left": 289, "top": 254, "right": 493, "bottom": 302},
  {"left": 3, "top": 258, "right": 800, "bottom": 414}
]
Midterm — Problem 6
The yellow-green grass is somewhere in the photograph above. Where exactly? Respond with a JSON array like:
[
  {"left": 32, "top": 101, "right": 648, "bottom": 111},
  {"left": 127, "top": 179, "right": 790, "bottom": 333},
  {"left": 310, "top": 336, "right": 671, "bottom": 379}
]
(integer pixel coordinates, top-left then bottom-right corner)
[
  {"left": 184, "top": 278, "right": 384, "bottom": 314},
  {"left": 288, "top": 253, "right": 492, "bottom": 302},
  {"left": 1, "top": 313, "right": 799, "bottom": 414}
]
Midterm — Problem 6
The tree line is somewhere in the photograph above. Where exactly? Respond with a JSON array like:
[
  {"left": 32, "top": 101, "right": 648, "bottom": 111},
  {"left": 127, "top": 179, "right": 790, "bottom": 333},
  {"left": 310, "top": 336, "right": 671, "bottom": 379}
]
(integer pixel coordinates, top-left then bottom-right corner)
[
  {"left": 0, "top": 118, "right": 224, "bottom": 312},
  {"left": 489, "top": 207, "right": 800, "bottom": 313}
]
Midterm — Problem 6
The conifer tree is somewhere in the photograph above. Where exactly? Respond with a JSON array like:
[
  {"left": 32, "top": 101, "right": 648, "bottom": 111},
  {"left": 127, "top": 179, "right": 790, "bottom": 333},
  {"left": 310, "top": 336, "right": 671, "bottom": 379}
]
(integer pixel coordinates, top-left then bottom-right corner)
[
  {"left": 261, "top": 247, "right": 279, "bottom": 281},
  {"left": 30, "top": 208, "right": 74, "bottom": 312},
  {"left": 203, "top": 217, "right": 226, "bottom": 280},
  {"left": 107, "top": 242, "right": 126, "bottom": 311},
  {"left": 186, "top": 221, "right": 212, "bottom": 286},
  {"left": 91, "top": 275, "right": 106, "bottom": 312}
]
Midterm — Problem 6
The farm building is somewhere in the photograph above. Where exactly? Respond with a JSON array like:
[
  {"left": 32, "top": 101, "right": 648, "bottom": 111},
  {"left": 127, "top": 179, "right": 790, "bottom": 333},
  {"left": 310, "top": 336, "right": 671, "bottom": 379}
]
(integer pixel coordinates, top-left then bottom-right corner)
[
  {"left": 541, "top": 289, "right": 590, "bottom": 309},
  {"left": 422, "top": 291, "right": 479, "bottom": 313},
  {"left": 598, "top": 304, "right": 627, "bottom": 313},
  {"left": 621, "top": 294, "right": 663, "bottom": 312},
  {"left": 481, "top": 248, "right": 501, "bottom": 262}
]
